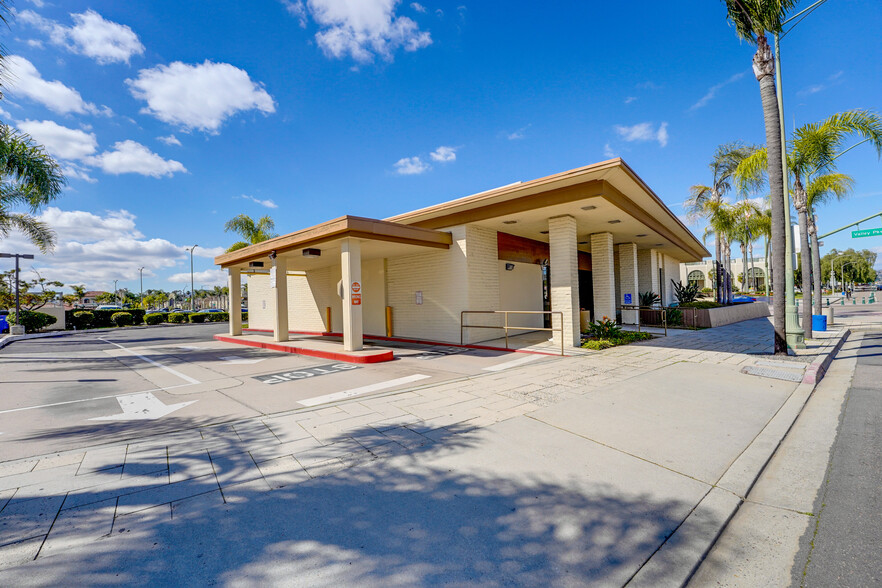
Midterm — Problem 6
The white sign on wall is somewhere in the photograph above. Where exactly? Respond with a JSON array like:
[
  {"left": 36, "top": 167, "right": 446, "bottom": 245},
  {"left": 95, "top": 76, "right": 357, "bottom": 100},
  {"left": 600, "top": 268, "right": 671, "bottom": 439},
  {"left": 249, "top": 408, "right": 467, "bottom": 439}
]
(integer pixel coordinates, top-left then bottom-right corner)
[{"left": 415, "top": 291, "right": 423, "bottom": 305}]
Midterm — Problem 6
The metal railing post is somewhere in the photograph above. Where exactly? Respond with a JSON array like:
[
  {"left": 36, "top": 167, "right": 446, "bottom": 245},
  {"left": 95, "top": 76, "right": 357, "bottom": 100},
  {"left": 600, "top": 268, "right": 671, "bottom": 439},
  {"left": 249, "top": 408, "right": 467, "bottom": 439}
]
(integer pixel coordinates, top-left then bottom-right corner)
[{"left": 504, "top": 311, "right": 509, "bottom": 350}]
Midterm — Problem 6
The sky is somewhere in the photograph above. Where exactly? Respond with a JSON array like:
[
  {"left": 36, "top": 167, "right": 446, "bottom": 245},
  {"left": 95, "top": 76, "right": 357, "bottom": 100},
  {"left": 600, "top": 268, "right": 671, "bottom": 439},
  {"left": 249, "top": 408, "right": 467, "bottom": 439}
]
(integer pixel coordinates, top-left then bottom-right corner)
[{"left": 0, "top": 0, "right": 880, "bottom": 294}]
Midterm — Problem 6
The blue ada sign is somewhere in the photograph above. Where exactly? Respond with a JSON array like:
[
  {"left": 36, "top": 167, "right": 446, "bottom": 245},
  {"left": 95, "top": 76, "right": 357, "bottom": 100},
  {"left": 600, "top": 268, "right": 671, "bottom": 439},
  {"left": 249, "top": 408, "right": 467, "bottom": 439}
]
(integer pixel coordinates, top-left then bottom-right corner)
[{"left": 624, "top": 293, "right": 632, "bottom": 304}]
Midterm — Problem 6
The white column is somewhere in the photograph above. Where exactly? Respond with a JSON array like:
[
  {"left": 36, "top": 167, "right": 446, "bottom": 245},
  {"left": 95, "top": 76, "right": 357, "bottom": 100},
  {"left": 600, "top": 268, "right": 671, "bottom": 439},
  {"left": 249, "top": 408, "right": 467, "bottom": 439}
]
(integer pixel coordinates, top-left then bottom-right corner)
[
  {"left": 228, "top": 267, "right": 242, "bottom": 336},
  {"left": 272, "top": 256, "right": 288, "bottom": 342},
  {"left": 618, "top": 243, "right": 639, "bottom": 324},
  {"left": 549, "top": 215, "right": 580, "bottom": 348},
  {"left": 591, "top": 232, "right": 616, "bottom": 322},
  {"left": 341, "top": 238, "right": 363, "bottom": 352}
]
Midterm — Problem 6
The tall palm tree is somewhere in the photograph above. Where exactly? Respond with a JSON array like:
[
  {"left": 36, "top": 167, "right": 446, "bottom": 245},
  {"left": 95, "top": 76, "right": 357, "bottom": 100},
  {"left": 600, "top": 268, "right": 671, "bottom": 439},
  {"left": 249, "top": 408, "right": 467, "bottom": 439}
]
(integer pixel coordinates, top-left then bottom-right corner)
[
  {"left": 0, "top": 125, "right": 66, "bottom": 252},
  {"left": 723, "top": 0, "right": 797, "bottom": 354},
  {"left": 686, "top": 142, "right": 756, "bottom": 304},
  {"left": 731, "top": 199, "right": 762, "bottom": 292},
  {"left": 223, "top": 214, "right": 278, "bottom": 252},
  {"left": 807, "top": 173, "right": 854, "bottom": 312},
  {"left": 701, "top": 201, "right": 737, "bottom": 299}
]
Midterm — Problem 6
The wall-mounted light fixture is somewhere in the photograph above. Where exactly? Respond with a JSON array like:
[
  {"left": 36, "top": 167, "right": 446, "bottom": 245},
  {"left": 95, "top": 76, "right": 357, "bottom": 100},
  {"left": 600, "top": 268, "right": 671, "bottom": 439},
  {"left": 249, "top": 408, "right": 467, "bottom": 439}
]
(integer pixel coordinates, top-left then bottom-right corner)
[
  {"left": 502, "top": 220, "right": 518, "bottom": 225},
  {"left": 505, "top": 263, "right": 515, "bottom": 271},
  {"left": 608, "top": 220, "right": 622, "bottom": 224},
  {"left": 302, "top": 248, "right": 321, "bottom": 258},
  {"left": 636, "top": 234, "right": 648, "bottom": 238},
  {"left": 581, "top": 205, "right": 597, "bottom": 211}
]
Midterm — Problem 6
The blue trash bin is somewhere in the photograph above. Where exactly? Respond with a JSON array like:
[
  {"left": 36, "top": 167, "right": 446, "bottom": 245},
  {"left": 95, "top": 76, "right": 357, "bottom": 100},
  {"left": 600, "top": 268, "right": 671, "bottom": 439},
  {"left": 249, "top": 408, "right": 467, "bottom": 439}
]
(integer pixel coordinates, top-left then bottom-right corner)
[{"left": 812, "top": 314, "right": 827, "bottom": 332}]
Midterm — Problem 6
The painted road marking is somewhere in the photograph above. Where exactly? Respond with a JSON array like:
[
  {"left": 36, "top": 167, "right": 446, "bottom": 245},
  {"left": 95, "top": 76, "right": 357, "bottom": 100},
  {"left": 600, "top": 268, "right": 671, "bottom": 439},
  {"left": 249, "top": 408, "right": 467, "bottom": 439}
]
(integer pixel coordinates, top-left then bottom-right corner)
[
  {"left": 482, "top": 354, "right": 541, "bottom": 372},
  {"left": 253, "top": 363, "right": 360, "bottom": 385},
  {"left": 100, "top": 338, "right": 200, "bottom": 384},
  {"left": 90, "top": 392, "right": 196, "bottom": 421},
  {"left": 298, "top": 374, "right": 431, "bottom": 407},
  {"left": 0, "top": 383, "right": 196, "bottom": 415},
  {"left": 220, "top": 355, "right": 267, "bottom": 365}
]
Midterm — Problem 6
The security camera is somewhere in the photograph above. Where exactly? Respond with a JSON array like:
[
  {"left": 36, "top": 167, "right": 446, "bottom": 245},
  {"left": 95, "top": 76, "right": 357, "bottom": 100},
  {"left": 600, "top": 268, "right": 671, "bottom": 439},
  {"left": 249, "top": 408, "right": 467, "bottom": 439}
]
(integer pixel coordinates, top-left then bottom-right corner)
[{"left": 268, "top": 251, "right": 277, "bottom": 260}]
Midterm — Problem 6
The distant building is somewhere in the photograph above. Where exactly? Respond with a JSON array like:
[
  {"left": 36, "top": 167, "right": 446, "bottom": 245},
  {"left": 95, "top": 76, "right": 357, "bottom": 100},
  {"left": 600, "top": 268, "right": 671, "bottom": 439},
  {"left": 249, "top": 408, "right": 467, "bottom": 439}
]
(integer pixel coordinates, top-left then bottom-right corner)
[
  {"left": 679, "top": 258, "right": 768, "bottom": 292},
  {"left": 79, "top": 291, "right": 108, "bottom": 308}
]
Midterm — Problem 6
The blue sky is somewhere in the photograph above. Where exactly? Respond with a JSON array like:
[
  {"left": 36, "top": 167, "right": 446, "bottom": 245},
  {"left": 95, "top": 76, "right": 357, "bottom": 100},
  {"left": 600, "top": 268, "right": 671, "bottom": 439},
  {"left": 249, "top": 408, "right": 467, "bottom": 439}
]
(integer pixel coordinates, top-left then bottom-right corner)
[{"left": 0, "top": 0, "right": 880, "bottom": 293}]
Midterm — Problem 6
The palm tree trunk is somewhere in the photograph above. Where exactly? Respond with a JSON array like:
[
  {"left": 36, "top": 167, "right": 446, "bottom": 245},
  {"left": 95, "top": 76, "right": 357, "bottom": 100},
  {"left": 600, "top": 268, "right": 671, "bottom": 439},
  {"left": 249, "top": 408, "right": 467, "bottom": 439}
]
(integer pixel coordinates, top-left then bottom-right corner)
[
  {"left": 742, "top": 241, "right": 748, "bottom": 292},
  {"left": 715, "top": 234, "right": 723, "bottom": 303},
  {"left": 755, "top": 35, "right": 788, "bottom": 354},
  {"left": 810, "top": 214, "right": 823, "bottom": 314},
  {"left": 765, "top": 236, "right": 771, "bottom": 298},
  {"left": 749, "top": 242, "right": 755, "bottom": 292},
  {"left": 797, "top": 206, "right": 813, "bottom": 338}
]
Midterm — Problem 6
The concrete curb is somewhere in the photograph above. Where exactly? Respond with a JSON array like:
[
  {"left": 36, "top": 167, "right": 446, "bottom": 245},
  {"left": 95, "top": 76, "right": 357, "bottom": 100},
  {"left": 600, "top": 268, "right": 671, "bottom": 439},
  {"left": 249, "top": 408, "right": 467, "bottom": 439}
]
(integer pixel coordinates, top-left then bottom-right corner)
[
  {"left": 0, "top": 322, "right": 223, "bottom": 350},
  {"left": 627, "top": 327, "right": 852, "bottom": 588}
]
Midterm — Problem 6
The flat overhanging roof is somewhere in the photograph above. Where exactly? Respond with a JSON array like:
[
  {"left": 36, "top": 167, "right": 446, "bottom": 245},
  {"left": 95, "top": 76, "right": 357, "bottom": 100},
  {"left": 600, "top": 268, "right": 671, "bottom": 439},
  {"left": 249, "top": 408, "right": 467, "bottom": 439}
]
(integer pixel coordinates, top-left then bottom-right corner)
[{"left": 215, "top": 215, "right": 452, "bottom": 270}]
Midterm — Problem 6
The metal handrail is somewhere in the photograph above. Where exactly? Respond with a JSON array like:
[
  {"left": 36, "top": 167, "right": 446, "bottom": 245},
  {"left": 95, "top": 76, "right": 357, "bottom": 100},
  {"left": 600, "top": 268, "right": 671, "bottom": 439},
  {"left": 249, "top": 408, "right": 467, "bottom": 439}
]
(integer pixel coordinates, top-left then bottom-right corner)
[
  {"left": 460, "top": 310, "right": 565, "bottom": 356},
  {"left": 618, "top": 304, "right": 667, "bottom": 336}
]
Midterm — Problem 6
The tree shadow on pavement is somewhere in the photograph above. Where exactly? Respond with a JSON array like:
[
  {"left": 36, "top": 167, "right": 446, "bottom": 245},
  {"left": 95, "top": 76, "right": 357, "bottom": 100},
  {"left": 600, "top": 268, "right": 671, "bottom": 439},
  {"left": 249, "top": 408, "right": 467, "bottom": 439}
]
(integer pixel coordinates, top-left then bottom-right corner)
[{"left": 0, "top": 419, "right": 713, "bottom": 587}]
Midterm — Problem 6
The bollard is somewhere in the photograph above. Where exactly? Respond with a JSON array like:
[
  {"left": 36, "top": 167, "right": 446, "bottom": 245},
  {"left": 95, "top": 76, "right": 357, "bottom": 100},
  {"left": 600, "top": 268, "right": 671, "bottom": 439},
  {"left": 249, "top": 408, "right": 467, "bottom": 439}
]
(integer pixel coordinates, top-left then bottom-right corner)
[
  {"left": 825, "top": 298, "right": 829, "bottom": 306},
  {"left": 841, "top": 299, "right": 845, "bottom": 306},
  {"left": 862, "top": 298, "right": 866, "bottom": 304},
  {"left": 823, "top": 306, "right": 834, "bottom": 326}
]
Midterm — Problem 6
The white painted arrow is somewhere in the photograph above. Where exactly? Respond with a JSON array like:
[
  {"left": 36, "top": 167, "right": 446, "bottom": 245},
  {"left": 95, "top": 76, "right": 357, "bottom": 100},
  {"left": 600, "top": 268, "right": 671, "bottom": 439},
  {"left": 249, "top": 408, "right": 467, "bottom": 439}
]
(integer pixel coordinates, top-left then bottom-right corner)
[
  {"left": 90, "top": 392, "right": 196, "bottom": 421},
  {"left": 219, "top": 355, "right": 266, "bottom": 365}
]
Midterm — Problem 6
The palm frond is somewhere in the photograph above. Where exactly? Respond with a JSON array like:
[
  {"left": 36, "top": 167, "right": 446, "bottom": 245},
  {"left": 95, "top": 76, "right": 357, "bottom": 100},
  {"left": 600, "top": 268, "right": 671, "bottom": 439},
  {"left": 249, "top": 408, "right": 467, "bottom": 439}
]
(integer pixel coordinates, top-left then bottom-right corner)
[
  {"left": 734, "top": 147, "right": 768, "bottom": 194},
  {"left": 0, "top": 212, "right": 56, "bottom": 253},
  {"left": 806, "top": 173, "right": 854, "bottom": 208},
  {"left": 0, "top": 124, "right": 66, "bottom": 210}
]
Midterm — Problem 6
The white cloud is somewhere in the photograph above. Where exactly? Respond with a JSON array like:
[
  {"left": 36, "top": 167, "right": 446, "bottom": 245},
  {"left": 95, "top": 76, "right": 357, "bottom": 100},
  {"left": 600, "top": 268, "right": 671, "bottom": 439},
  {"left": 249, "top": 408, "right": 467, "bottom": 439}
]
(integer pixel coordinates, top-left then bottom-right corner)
[
  {"left": 6, "top": 55, "right": 102, "bottom": 115},
  {"left": 17, "top": 119, "right": 97, "bottom": 160},
  {"left": 429, "top": 145, "right": 456, "bottom": 162},
  {"left": 56, "top": 10, "right": 144, "bottom": 64},
  {"left": 411, "top": 2, "right": 427, "bottom": 12},
  {"left": 603, "top": 143, "right": 616, "bottom": 158},
  {"left": 27, "top": 0, "right": 45, "bottom": 7},
  {"left": 797, "top": 71, "right": 845, "bottom": 97},
  {"left": 38, "top": 207, "right": 142, "bottom": 241},
  {"left": 304, "top": 0, "right": 433, "bottom": 63},
  {"left": 240, "top": 194, "right": 278, "bottom": 209},
  {"left": 394, "top": 156, "right": 430, "bottom": 175},
  {"left": 127, "top": 60, "right": 276, "bottom": 133},
  {"left": 192, "top": 246, "right": 227, "bottom": 258},
  {"left": 26, "top": 39, "right": 44, "bottom": 49},
  {"left": 168, "top": 268, "right": 229, "bottom": 287},
  {"left": 690, "top": 72, "right": 746, "bottom": 111},
  {"left": 281, "top": 0, "right": 308, "bottom": 27},
  {"left": 87, "top": 140, "right": 187, "bottom": 177},
  {"left": 614, "top": 122, "right": 669, "bottom": 148},
  {"left": 157, "top": 134, "right": 182, "bottom": 146},
  {"left": 60, "top": 163, "right": 97, "bottom": 183},
  {"left": 505, "top": 125, "right": 529, "bottom": 140},
  {"left": 624, "top": 96, "right": 637, "bottom": 104}
]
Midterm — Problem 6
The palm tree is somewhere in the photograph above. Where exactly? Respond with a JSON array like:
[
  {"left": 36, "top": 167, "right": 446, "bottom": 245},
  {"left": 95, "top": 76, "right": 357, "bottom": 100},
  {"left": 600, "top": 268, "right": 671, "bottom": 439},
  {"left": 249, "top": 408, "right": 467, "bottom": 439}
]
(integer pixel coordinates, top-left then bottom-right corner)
[
  {"left": 731, "top": 199, "right": 762, "bottom": 292},
  {"left": 723, "top": 0, "right": 797, "bottom": 354},
  {"left": 223, "top": 214, "right": 278, "bottom": 252},
  {"left": 0, "top": 125, "right": 66, "bottom": 252},
  {"left": 701, "top": 201, "right": 737, "bottom": 300},
  {"left": 807, "top": 173, "right": 854, "bottom": 312},
  {"left": 686, "top": 142, "right": 756, "bottom": 304}
]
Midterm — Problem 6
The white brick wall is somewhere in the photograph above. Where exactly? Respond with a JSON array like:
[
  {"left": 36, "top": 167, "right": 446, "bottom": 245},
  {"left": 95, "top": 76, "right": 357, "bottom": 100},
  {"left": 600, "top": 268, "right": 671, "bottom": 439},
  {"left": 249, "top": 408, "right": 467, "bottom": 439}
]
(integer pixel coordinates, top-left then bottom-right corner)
[
  {"left": 245, "top": 274, "right": 273, "bottom": 331},
  {"left": 549, "top": 215, "right": 580, "bottom": 348},
  {"left": 664, "top": 254, "right": 682, "bottom": 305},
  {"left": 591, "top": 232, "right": 616, "bottom": 323},
  {"left": 618, "top": 242, "right": 638, "bottom": 324},
  {"left": 636, "top": 248, "right": 660, "bottom": 300}
]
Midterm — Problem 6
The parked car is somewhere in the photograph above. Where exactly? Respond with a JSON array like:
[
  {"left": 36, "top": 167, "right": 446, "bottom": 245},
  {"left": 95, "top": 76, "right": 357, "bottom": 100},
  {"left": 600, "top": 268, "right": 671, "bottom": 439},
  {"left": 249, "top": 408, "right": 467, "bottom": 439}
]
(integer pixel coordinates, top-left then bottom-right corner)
[
  {"left": 732, "top": 295, "right": 756, "bottom": 303},
  {"left": 196, "top": 308, "right": 225, "bottom": 314},
  {"left": 169, "top": 308, "right": 193, "bottom": 314},
  {"left": 95, "top": 304, "right": 123, "bottom": 310},
  {"left": 0, "top": 310, "right": 8, "bottom": 334}
]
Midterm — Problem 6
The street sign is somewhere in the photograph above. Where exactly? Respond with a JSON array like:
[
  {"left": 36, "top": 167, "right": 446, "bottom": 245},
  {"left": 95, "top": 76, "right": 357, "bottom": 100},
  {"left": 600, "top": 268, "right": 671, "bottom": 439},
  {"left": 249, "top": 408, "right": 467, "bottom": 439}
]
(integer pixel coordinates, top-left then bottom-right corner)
[{"left": 852, "top": 228, "right": 882, "bottom": 238}]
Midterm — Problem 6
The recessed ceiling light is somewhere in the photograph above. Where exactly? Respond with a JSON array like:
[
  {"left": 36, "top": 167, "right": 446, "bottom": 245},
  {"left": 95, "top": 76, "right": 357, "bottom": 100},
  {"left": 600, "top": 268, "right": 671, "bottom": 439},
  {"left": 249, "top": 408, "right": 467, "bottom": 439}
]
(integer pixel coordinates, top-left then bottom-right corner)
[
  {"left": 581, "top": 205, "right": 597, "bottom": 211},
  {"left": 654, "top": 243, "right": 663, "bottom": 247},
  {"left": 578, "top": 241, "right": 588, "bottom": 245},
  {"left": 636, "top": 234, "right": 648, "bottom": 237},
  {"left": 608, "top": 219, "right": 622, "bottom": 224},
  {"left": 502, "top": 220, "right": 517, "bottom": 225},
  {"left": 539, "top": 230, "right": 549, "bottom": 234}
]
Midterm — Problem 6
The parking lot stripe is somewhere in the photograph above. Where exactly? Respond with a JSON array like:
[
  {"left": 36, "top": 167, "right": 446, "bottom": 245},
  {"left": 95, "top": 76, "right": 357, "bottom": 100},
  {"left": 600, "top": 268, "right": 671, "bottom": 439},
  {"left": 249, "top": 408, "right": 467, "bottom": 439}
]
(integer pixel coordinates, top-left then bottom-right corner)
[
  {"left": 298, "top": 374, "right": 431, "bottom": 407},
  {"left": 100, "top": 338, "right": 200, "bottom": 384},
  {"left": 482, "top": 354, "right": 542, "bottom": 372},
  {"left": 0, "top": 384, "right": 195, "bottom": 415}
]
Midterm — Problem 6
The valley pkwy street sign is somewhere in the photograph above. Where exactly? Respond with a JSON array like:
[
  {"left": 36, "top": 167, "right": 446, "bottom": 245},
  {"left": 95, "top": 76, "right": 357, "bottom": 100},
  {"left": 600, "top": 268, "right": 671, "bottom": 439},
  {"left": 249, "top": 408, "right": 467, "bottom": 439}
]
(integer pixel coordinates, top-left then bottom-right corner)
[{"left": 852, "top": 228, "right": 882, "bottom": 238}]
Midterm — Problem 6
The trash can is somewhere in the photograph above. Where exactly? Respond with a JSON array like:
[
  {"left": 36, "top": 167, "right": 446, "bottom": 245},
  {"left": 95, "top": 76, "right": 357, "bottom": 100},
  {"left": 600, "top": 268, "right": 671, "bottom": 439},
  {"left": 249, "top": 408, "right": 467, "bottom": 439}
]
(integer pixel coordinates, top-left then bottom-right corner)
[
  {"left": 823, "top": 306, "right": 834, "bottom": 326},
  {"left": 812, "top": 314, "right": 827, "bottom": 332}
]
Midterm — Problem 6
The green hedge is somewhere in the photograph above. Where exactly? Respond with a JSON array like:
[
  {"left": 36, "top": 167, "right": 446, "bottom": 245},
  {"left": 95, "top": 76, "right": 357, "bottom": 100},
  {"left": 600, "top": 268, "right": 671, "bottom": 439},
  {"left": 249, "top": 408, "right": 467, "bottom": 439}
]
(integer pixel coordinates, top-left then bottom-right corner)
[
  {"left": 10, "top": 310, "right": 57, "bottom": 333},
  {"left": 582, "top": 331, "right": 653, "bottom": 350},
  {"left": 64, "top": 308, "right": 146, "bottom": 328},
  {"left": 72, "top": 311, "right": 94, "bottom": 329},
  {"left": 188, "top": 313, "right": 208, "bottom": 323},
  {"left": 144, "top": 313, "right": 166, "bottom": 325},
  {"left": 207, "top": 312, "right": 229, "bottom": 322},
  {"left": 111, "top": 312, "right": 133, "bottom": 327},
  {"left": 680, "top": 301, "right": 723, "bottom": 309},
  {"left": 168, "top": 312, "right": 187, "bottom": 324}
]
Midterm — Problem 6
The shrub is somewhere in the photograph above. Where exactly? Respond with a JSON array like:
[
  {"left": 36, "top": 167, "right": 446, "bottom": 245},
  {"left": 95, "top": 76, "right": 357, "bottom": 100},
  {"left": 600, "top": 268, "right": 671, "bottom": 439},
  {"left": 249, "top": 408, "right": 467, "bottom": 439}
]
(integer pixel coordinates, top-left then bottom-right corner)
[
  {"left": 72, "top": 310, "right": 94, "bottom": 329},
  {"left": 639, "top": 291, "right": 661, "bottom": 307},
  {"left": 145, "top": 313, "right": 166, "bottom": 325},
  {"left": 168, "top": 312, "right": 187, "bottom": 324},
  {"left": 242, "top": 311, "right": 248, "bottom": 323},
  {"left": 584, "top": 317, "right": 622, "bottom": 339},
  {"left": 672, "top": 280, "right": 700, "bottom": 305},
  {"left": 680, "top": 301, "right": 722, "bottom": 309},
  {"left": 701, "top": 287, "right": 713, "bottom": 294},
  {"left": 666, "top": 307, "right": 683, "bottom": 326},
  {"left": 581, "top": 331, "right": 652, "bottom": 350},
  {"left": 110, "top": 312, "right": 133, "bottom": 327},
  {"left": 10, "top": 310, "right": 57, "bottom": 333},
  {"left": 188, "top": 313, "right": 208, "bottom": 323},
  {"left": 206, "top": 312, "right": 229, "bottom": 322}
]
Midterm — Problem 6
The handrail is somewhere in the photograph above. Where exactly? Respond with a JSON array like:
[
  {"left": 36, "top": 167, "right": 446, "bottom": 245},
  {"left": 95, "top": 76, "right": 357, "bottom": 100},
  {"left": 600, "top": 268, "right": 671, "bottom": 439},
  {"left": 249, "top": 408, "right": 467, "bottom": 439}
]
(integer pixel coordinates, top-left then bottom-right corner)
[
  {"left": 460, "top": 310, "right": 565, "bottom": 356},
  {"left": 619, "top": 304, "right": 667, "bottom": 336}
]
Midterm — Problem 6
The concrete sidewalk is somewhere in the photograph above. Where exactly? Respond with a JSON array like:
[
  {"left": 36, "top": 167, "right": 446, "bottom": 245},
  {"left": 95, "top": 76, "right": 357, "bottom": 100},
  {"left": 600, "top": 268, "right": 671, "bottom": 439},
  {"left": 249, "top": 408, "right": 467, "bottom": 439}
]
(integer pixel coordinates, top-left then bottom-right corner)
[{"left": 0, "top": 318, "right": 851, "bottom": 586}]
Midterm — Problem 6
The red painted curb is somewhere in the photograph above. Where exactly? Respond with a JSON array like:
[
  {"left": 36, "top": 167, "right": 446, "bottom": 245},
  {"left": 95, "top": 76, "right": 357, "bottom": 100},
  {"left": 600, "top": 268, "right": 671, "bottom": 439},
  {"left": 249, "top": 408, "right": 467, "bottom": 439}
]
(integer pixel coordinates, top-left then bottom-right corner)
[
  {"left": 213, "top": 334, "right": 394, "bottom": 364},
  {"left": 241, "top": 328, "right": 559, "bottom": 357}
]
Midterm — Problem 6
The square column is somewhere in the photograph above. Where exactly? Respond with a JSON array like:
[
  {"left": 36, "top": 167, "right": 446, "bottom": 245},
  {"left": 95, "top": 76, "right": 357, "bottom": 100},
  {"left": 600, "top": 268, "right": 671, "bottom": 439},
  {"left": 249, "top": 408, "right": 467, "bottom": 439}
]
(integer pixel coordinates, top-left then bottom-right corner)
[
  {"left": 618, "top": 243, "right": 639, "bottom": 324},
  {"left": 549, "top": 215, "right": 580, "bottom": 348},
  {"left": 341, "top": 238, "right": 363, "bottom": 352},
  {"left": 228, "top": 267, "right": 242, "bottom": 336},
  {"left": 271, "top": 256, "right": 289, "bottom": 342},
  {"left": 591, "top": 232, "right": 616, "bottom": 322}
]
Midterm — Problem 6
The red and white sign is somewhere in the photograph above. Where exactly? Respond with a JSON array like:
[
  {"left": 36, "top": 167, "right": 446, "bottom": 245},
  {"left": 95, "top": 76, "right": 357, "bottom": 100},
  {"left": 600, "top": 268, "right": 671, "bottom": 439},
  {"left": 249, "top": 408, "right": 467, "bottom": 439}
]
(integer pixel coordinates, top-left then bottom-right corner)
[
  {"left": 351, "top": 293, "right": 362, "bottom": 306},
  {"left": 351, "top": 281, "right": 361, "bottom": 294}
]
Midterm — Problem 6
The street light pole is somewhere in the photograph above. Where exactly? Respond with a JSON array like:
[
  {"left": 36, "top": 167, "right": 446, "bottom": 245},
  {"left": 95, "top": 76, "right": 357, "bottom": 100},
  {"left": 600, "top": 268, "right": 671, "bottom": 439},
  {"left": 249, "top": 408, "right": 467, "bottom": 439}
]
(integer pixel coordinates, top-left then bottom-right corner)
[
  {"left": 186, "top": 245, "right": 198, "bottom": 311},
  {"left": 139, "top": 267, "right": 145, "bottom": 308},
  {"left": 0, "top": 252, "right": 35, "bottom": 333},
  {"left": 113, "top": 279, "right": 119, "bottom": 306}
]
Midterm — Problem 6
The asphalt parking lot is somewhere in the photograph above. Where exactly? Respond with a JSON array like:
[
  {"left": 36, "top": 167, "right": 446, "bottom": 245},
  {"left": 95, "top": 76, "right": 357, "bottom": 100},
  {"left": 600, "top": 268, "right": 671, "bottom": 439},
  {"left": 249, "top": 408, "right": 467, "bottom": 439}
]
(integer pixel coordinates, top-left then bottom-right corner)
[{"left": 0, "top": 324, "right": 555, "bottom": 461}]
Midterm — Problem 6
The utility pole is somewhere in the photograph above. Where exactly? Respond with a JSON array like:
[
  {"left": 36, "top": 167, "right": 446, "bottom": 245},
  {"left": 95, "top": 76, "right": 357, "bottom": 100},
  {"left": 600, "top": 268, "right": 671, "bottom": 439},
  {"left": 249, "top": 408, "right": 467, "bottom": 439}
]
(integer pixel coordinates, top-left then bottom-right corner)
[
  {"left": 0, "top": 252, "right": 35, "bottom": 335},
  {"left": 139, "top": 267, "right": 145, "bottom": 308},
  {"left": 185, "top": 245, "right": 198, "bottom": 311},
  {"left": 113, "top": 279, "right": 119, "bottom": 305}
]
